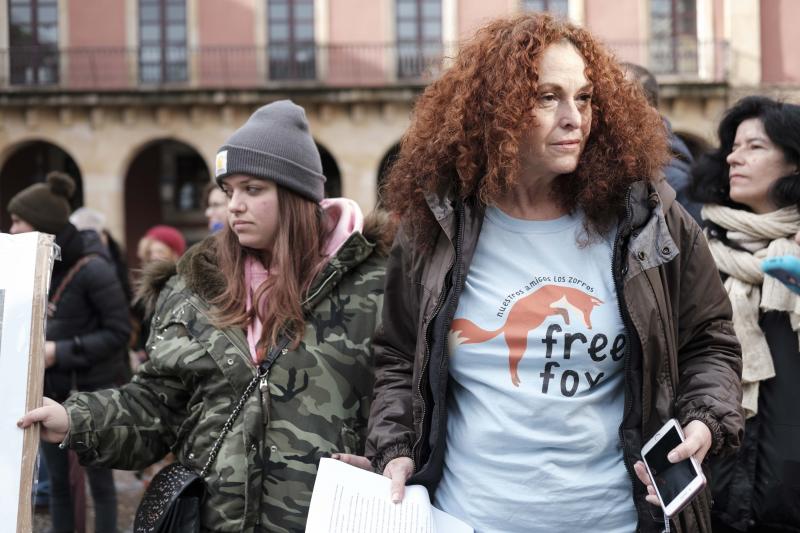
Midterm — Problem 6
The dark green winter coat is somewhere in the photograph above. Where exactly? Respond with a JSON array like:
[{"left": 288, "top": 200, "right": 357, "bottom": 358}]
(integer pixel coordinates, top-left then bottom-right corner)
[{"left": 63, "top": 218, "right": 389, "bottom": 532}]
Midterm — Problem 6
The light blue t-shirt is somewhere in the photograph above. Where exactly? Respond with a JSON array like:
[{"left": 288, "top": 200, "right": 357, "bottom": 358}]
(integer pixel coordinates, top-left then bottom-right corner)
[{"left": 434, "top": 207, "right": 637, "bottom": 533}]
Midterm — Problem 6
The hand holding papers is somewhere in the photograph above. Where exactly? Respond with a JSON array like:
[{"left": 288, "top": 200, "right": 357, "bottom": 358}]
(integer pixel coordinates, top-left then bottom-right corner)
[{"left": 306, "top": 458, "right": 472, "bottom": 533}]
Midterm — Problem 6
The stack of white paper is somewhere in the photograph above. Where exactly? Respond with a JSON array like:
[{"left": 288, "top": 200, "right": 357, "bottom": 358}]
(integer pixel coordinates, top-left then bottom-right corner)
[{"left": 306, "top": 458, "right": 472, "bottom": 533}]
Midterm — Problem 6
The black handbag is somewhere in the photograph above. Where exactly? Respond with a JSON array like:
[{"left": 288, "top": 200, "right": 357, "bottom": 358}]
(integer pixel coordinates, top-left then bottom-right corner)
[
  {"left": 133, "top": 463, "right": 203, "bottom": 532},
  {"left": 133, "top": 336, "right": 291, "bottom": 532}
]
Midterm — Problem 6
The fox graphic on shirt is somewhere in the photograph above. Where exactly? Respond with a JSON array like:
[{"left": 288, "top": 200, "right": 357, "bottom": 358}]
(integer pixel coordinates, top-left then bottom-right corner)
[{"left": 451, "top": 284, "right": 603, "bottom": 386}]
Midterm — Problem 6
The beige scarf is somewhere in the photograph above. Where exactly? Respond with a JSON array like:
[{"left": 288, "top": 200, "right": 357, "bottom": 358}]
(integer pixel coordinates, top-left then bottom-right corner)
[{"left": 702, "top": 204, "right": 800, "bottom": 417}]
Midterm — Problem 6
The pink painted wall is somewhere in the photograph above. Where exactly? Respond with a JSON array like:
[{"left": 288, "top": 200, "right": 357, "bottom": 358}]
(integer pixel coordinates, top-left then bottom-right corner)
[
  {"left": 196, "top": 0, "right": 258, "bottom": 86},
  {"left": 761, "top": 0, "right": 800, "bottom": 83},
  {"left": 458, "top": 1, "right": 513, "bottom": 41},
  {"left": 713, "top": 0, "right": 725, "bottom": 42},
  {"left": 330, "top": 0, "right": 384, "bottom": 43},
  {"left": 584, "top": 0, "right": 645, "bottom": 65},
  {"left": 712, "top": 0, "right": 725, "bottom": 81},
  {"left": 327, "top": 0, "right": 386, "bottom": 85},
  {"left": 69, "top": 0, "right": 126, "bottom": 47},
  {"left": 197, "top": 0, "right": 255, "bottom": 46},
  {"left": 67, "top": 0, "right": 128, "bottom": 88}
]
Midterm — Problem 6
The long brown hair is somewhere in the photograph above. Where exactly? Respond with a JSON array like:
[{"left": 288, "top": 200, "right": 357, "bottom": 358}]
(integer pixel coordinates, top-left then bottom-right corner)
[
  {"left": 211, "top": 186, "right": 330, "bottom": 357},
  {"left": 383, "top": 13, "right": 668, "bottom": 245}
]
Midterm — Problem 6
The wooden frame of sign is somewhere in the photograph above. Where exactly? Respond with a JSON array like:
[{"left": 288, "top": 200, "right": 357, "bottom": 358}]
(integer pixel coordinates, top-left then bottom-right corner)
[{"left": 0, "top": 232, "right": 56, "bottom": 532}]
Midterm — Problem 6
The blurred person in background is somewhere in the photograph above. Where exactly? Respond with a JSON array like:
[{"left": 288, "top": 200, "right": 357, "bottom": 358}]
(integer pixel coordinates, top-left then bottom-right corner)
[
  {"left": 130, "top": 224, "right": 188, "bottom": 487},
  {"left": 9, "top": 171, "right": 130, "bottom": 533},
  {"left": 131, "top": 224, "right": 186, "bottom": 364},
  {"left": 622, "top": 62, "right": 702, "bottom": 224},
  {"left": 70, "top": 207, "right": 133, "bottom": 302},
  {"left": 689, "top": 95, "right": 800, "bottom": 533},
  {"left": 135, "top": 224, "right": 186, "bottom": 265},
  {"left": 204, "top": 181, "right": 228, "bottom": 233},
  {"left": 20, "top": 100, "right": 390, "bottom": 532},
  {"left": 71, "top": 206, "right": 134, "bottom": 385}
]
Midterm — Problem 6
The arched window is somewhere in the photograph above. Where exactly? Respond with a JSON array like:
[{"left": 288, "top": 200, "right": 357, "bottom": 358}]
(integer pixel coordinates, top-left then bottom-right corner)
[
  {"left": 316, "top": 142, "right": 341, "bottom": 198},
  {"left": 377, "top": 143, "right": 400, "bottom": 197},
  {"left": 0, "top": 141, "right": 82, "bottom": 230},
  {"left": 124, "top": 139, "right": 210, "bottom": 264}
]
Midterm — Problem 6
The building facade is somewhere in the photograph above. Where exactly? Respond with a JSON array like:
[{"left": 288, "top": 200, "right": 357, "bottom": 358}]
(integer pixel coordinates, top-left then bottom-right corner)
[{"left": 0, "top": 0, "right": 798, "bottom": 260}]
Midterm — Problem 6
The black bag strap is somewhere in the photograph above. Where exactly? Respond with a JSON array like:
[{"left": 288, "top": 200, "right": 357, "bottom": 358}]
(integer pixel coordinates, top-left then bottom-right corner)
[
  {"left": 47, "top": 254, "right": 99, "bottom": 318},
  {"left": 199, "top": 334, "right": 292, "bottom": 477}
]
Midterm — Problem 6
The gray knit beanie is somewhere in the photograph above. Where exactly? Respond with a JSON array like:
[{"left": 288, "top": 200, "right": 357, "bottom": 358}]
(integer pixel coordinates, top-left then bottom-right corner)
[{"left": 215, "top": 100, "right": 325, "bottom": 202}]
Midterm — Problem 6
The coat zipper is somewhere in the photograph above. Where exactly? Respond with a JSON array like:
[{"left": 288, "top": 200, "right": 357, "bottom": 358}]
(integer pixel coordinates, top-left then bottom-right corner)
[
  {"left": 412, "top": 275, "right": 450, "bottom": 470},
  {"left": 260, "top": 271, "right": 337, "bottom": 422},
  {"left": 186, "top": 269, "right": 337, "bottom": 397},
  {"left": 412, "top": 203, "right": 464, "bottom": 471},
  {"left": 181, "top": 270, "right": 338, "bottom": 527},
  {"left": 613, "top": 187, "right": 640, "bottom": 519}
]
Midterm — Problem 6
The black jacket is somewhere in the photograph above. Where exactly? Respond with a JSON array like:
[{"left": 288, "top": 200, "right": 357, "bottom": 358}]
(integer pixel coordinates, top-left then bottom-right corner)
[
  {"left": 710, "top": 310, "right": 800, "bottom": 532},
  {"left": 45, "top": 224, "right": 131, "bottom": 401}
]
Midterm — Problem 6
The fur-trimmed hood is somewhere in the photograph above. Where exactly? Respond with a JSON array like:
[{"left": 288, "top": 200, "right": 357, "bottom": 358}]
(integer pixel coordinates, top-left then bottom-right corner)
[{"left": 135, "top": 208, "right": 394, "bottom": 316}]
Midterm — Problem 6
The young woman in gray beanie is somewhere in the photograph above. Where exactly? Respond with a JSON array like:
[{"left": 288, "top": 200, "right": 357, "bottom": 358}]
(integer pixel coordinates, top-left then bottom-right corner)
[{"left": 21, "top": 100, "right": 392, "bottom": 532}]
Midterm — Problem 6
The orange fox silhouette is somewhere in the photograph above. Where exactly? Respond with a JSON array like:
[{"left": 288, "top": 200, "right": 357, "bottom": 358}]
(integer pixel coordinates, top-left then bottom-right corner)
[{"left": 451, "top": 284, "right": 603, "bottom": 387}]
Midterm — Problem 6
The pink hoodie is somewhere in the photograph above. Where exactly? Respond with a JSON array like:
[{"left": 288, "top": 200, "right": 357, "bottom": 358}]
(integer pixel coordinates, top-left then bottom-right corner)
[{"left": 244, "top": 198, "right": 364, "bottom": 362}]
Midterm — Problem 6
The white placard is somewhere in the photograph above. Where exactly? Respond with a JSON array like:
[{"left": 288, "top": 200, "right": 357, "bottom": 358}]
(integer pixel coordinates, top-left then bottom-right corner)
[{"left": 0, "top": 232, "right": 55, "bottom": 532}]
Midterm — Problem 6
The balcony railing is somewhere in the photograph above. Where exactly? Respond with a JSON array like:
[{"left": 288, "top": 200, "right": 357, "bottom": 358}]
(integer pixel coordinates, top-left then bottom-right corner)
[
  {"left": 0, "top": 43, "right": 445, "bottom": 90},
  {"left": 0, "top": 39, "right": 728, "bottom": 91},
  {"left": 604, "top": 38, "right": 730, "bottom": 82}
]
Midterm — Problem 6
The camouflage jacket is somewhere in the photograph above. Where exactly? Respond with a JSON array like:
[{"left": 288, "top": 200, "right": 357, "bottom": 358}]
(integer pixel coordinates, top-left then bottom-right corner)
[{"left": 64, "top": 218, "right": 389, "bottom": 532}]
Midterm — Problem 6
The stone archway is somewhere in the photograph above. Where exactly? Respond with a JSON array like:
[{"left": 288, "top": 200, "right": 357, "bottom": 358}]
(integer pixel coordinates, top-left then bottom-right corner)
[
  {"left": 316, "top": 141, "right": 341, "bottom": 198},
  {"left": 376, "top": 142, "right": 401, "bottom": 204},
  {"left": 123, "top": 138, "right": 211, "bottom": 267},
  {"left": 0, "top": 140, "right": 83, "bottom": 231}
]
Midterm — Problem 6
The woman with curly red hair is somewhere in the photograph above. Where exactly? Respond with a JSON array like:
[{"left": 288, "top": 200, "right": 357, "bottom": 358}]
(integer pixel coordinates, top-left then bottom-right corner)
[{"left": 360, "top": 12, "right": 742, "bottom": 532}]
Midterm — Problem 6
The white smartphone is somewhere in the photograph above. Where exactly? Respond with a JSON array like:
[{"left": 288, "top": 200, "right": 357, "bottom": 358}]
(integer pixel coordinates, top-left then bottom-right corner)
[{"left": 641, "top": 418, "right": 706, "bottom": 518}]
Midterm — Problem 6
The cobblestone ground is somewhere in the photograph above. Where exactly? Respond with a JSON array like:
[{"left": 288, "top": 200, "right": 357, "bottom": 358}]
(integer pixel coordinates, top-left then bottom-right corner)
[{"left": 33, "top": 470, "right": 143, "bottom": 533}]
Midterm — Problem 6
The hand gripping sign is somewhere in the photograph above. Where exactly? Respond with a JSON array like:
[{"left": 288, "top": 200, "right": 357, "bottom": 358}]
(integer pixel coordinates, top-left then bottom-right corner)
[{"left": 0, "top": 232, "right": 56, "bottom": 532}]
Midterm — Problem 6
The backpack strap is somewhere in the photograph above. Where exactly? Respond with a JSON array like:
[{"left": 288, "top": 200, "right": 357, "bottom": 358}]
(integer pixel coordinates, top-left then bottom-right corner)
[{"left": 48, "top": 254, "right": 99, "bottom": 318}]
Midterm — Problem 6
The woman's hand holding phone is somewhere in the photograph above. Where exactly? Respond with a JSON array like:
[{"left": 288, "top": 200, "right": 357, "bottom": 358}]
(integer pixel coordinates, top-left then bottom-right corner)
[
  {"left": 634, "top": 419, "right": 711, "bottom": 508},
  {"left": 665, "top": 419, "right": 712, "bottom": 464}
]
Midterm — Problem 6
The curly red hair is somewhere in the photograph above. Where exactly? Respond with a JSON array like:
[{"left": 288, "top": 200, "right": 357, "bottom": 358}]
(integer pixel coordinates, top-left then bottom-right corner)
[{"left": 383, "top": 13, "right": 669, "bottom": 243}]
